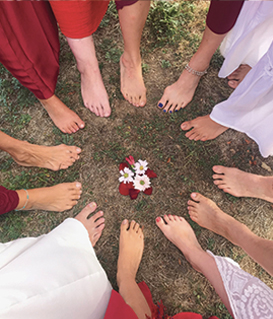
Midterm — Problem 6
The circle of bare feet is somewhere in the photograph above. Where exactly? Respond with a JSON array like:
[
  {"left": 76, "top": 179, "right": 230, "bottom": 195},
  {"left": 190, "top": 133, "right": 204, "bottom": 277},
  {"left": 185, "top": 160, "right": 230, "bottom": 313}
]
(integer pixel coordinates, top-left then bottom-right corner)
[{"left": 1, "top": 2, "right": 273, "bottom": 319}]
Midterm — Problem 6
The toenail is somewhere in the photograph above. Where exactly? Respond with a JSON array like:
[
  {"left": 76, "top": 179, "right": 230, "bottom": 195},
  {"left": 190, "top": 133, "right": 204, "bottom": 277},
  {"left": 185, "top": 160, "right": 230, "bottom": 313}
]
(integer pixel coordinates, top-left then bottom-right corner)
[
  {"left": 122, "top": 219, "right": 128, "bottom": 224},
  {"left": 89, "top": 202, "right": 96, "bottom": 208},
  {"left": 76, "top": 148, "right": 81, "bottom": 152},
  {"left": 156, "top": 217, "right": 161, "bottom": 222},
  {"left": 169, "top": 111, "right": 172, "bottom": 114},
  {"left": 76, "top": 183, "right": 81, "bottom": 188},
  {"left": 158, "top": 103, "right": 163, "bottom": 108},
  {"left": 175, "top": 110, "right": 178, "bottom": 112},
  {"left": 192, "top": 193, "right": 196, "bottom": 198},
  {"left": 163, "top": 110, "right": 166, "bottom": 113}
]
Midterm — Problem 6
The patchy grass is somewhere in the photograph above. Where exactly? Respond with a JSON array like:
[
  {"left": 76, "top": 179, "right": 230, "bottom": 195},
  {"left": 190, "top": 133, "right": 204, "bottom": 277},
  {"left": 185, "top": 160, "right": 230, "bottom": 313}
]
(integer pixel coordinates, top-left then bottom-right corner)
[{"left": 1, "top": 1, "right": 273, "bottom": 318}]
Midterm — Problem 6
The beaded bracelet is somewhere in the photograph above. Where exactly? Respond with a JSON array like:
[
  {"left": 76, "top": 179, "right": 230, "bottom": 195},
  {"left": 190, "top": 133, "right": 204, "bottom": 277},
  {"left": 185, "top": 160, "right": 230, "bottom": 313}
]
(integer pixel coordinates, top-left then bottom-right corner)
[
  {"left": 15, "top": 189, "right": 29, "bottom": 211},
  {"left": 185, "top": 63, "right": 208, "bottom": 77}
]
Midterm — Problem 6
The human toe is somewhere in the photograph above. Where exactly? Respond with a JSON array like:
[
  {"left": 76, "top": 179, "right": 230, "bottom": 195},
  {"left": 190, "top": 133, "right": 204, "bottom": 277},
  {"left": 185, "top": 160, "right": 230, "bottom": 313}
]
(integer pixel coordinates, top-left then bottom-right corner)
[
  {"left": 228, "top": 80, "right": 239, "bottom": 89},
  {"left": 190, "top": 192, "right": 201, "bottom": 202},
  {"left": 212, "top": 165, "right": 225, "bottom": 174},
  {"left": 90, "top": 210, "right": 103, "bottom": 224},
  {"left": 120, "top": 219, "right": 129, "bottom": 232},
  {"left": 139, "top": 96, "right": 146, "bottom": 107},
  {"left": 180, "top": 121, "right": 192, "bottom": 131},
  {"left": 156, "top": 216, "right": 167, "bottom": 230}
]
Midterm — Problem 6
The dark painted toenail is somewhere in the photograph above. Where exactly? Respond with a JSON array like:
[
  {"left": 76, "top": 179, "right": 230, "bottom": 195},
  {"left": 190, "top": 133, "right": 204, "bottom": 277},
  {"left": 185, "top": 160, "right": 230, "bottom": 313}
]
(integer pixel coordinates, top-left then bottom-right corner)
[
  {"left": 175, "top": 110, "right": 178, "bottom": 112},
  {"left": 169, "top": 111, "right": 172, "bottom": 114},
  {"left": 158, "top": 103, "right": 163, "bottom": 108},
  {"left": 163, "top": 110, "right": 166, "bottom": 113}
]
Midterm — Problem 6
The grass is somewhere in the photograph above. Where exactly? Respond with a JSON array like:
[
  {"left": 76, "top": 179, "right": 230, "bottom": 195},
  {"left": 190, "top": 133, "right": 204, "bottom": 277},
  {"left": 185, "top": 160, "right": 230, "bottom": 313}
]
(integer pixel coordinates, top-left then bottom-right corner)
[{"left": 1, "top": 1, "right": 273, "bottom": 318}]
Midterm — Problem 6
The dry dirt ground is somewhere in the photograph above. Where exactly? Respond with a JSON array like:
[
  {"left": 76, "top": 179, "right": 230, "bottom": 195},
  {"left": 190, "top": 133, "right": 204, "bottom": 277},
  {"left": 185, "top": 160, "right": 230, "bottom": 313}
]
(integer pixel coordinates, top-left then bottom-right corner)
[{"left": 0, "top": 1, "right": 273, "bottom": 318}]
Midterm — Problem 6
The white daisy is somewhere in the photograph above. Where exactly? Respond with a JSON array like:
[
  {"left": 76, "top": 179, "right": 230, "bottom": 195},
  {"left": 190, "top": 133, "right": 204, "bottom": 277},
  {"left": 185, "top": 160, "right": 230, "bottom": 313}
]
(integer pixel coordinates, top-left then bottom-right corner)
[
  {"left": 133, "top": 174, "right": 150, "bottom": 191},
  {"left": 119, "top": 167, "right": 134, "bottom": 184},
  {"left": 134, "top": 159, "right": 148, "bottom": 175}
]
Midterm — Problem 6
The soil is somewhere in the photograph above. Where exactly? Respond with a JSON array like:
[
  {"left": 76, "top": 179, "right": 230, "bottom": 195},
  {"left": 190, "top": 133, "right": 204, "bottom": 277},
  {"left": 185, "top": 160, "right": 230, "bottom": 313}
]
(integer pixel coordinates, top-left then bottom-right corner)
[{"left": 0, "top": 2, "right": 273, "bottom": 318}]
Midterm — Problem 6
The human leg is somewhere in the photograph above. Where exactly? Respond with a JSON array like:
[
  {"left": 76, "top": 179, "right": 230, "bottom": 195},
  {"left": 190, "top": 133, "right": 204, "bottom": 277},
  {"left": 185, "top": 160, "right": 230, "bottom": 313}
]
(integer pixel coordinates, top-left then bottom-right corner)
[
  {"left": 66, "top": 35, "right": 111, "bottom": 118},
  {"left": 158, "top": 0, "right": 244, "bottom": 113},
  {"left": 0, "top": 131, "right": 81, "bottom": 171},
  {"left": 15, "top": 182, "right": 82, "bottom": 212},
  {"left": 156, "top": 215, "right": 234, "bottom": 316},
  {"left": 212, "top": 165, "right": 273, "bottom": 202},
  {"left": 0, "top": 1, "right": 84, "bottom": 134},
  {"left": 50, "top": 1, "right": 111, "bottom": 118},
  {"left": 118, "top": 0, "right": 150, "bottom": 107},
  {"left": 117, "top": 220, "right": 151, "bottom": 319},
  {"left": 187, "top": 192, "right": 273, "bottom": 276},
  {"left": 158, "top": 25, "right": 225, "bottom": 113}
]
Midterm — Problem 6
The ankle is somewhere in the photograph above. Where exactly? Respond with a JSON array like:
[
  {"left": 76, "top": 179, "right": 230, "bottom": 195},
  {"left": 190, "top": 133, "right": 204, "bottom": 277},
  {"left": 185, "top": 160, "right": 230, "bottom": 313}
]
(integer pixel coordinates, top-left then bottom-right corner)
[{"left": 121, "top": 52, "right": 141, "bottom": 68}]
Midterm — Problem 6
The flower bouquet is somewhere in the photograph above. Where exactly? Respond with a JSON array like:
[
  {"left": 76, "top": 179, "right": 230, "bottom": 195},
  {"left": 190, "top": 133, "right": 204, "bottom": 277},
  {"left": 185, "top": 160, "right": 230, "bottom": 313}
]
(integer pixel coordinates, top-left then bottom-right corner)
[{"left": 119, "top": 156, "right": 157, "bottom": 200}]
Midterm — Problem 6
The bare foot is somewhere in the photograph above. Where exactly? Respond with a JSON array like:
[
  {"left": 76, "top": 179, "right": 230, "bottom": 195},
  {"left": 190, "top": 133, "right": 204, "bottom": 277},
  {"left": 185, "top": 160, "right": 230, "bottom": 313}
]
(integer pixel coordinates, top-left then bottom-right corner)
[
  {"left": 67, "top": 36, "right": 111, "bottom": 118},
  {"left": 181, "top": 115, "right": 228, "bottom": 141},
  {"left": 16, "top": 182, "right": 82, "bottom": 212},
  {"left": 120, "top": 54, "right": 146, "bottom": 107},
  {"left": 156, "top": 214, "right": 203, "bottom": 271},
  {"left": 157, "top": 67, "right": 205, "bottom": 114},
  {"left": 227, "top": 64, "right": 252, "bottom": 89},
  {"left": 40, "top": 95, "right": 85, "bottom": 134},
  {"left": 8, "top": 141, "right": 81, "bottom": 171},
  {"left": 187, "top": 192, "right": 244, "bottom": 247},
  {"left": 117, "top": 220, "right": 144, "bottom": 286},
  {"left": 81, "top": 68, "right": 111, "bottom": 118},
  {"left": 75, "top": 202, "right": 105, "bottom": 246},
  {"left": 212, "top": 166, "right": 273, "bottom": 203}
]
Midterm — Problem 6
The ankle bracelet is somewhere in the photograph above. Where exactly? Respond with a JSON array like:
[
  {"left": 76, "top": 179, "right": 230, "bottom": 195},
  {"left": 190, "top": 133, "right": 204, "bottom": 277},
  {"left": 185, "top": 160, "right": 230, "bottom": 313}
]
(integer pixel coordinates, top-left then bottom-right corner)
[
  {"left": 185, "top": 63, "right": 208, "bottom": 77},
  {"left": 15, "top": 189, "right": 29, "bottom": 211}
]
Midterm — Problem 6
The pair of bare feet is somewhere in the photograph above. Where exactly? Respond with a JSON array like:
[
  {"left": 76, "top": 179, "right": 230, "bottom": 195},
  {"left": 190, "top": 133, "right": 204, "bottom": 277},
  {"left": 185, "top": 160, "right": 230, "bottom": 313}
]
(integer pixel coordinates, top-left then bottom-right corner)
[
  {"left": 79, "top": 51, "right": 147, "bottom": 118},
  {"left": 0, "top": 132, "right": 83, "bottom": 213},
  {"left": 158, "top": 62, "right": 251, "bottom": 142},
  {"left": 12, "top": 145, "right": 82, "bottom": 212}
]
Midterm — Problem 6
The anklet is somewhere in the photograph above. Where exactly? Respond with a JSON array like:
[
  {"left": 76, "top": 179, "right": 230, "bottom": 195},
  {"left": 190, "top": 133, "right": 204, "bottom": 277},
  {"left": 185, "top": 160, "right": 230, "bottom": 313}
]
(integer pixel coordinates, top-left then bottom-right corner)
[
  {"left": 15, "top": 189, "right": 29, "bottom": 211},
  {"left": 185, "top": 63, "right": 208, "bottom": 77}
]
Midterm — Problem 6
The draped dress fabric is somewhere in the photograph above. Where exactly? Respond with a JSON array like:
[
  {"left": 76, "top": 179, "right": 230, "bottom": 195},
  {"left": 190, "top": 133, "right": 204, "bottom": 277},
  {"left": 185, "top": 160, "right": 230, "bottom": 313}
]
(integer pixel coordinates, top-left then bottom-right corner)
[
  {"left": 210, "top": 1, "right": 273, "bottom": 157},
  {"left": 209, "top": 252, "right": 273, "bottom": 319},
  {"left": 0, "top": 1, "right": 60, "bottom": 100},
  {"left": 0, "top": 186, "right": 19, "bottom": 215},
  {"left": 0, "top": 219, "right": 112, "bottom": 319},
  {"left": 49, "top": 0, "right": 138, "bottom": 39}
]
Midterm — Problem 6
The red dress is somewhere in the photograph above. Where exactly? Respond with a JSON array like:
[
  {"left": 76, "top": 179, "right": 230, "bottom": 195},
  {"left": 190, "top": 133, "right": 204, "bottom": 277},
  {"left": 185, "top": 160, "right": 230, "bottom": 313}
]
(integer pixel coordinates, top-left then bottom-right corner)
[
  {"left": 105, "top": 282, "right": 220, "bottom": 319},
  {"left": 0, "top": 1, "right": 59, "bottom": 100},
  {"left": 50, "top": 1, "right": 138, "bottom": 39}
]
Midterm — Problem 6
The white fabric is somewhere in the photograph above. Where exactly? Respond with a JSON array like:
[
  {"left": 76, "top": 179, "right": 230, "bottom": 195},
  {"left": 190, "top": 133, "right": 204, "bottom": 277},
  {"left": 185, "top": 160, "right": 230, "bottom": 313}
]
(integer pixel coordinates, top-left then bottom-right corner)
[
  {"left": 209, "top": 251, "right": 273, "bottom": 319},
  {"left": 0, "top": 218, "right": 112, "bottom": 319},
  {"left": 210, "top": 1, "right": 273, "bottom": 157},
  {"left": 219, "top": 0, "right": 273, "bottom": 78}
]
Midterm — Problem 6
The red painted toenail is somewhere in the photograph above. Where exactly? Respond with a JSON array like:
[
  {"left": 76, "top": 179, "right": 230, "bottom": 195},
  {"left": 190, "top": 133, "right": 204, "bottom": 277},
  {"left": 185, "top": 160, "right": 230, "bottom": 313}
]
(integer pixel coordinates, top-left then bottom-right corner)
[{"left": 156, "top": 217, "right": 161, "bottom": 222}]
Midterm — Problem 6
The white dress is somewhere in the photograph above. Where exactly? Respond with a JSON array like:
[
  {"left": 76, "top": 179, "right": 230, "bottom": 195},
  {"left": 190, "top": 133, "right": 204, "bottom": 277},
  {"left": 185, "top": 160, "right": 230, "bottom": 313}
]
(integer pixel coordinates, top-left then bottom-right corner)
[
  {"left": 0, "top": 219, "right": 112, "bottom": 319},
  {"left": 210, "top": 1, "right": 273, "bottom": 157},
  {"left": 210, "top": 252, "right": 273, "bottom": 319}
]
